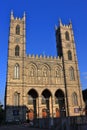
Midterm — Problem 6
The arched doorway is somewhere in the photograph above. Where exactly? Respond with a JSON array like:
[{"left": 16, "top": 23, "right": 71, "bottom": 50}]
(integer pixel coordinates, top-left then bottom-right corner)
[
  {"left": 27, "top": 89, "right": 38, "bottom": 119},
  {"left": 41, "top": 89, "right": 52, "bottom": 117},
  {"left": 55, "top": 89, "right": 66, "bottom": 117}
]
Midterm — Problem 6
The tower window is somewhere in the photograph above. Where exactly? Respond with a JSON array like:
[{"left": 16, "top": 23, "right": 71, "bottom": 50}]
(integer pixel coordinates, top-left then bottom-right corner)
[
  {"left": 16, "top": 25, "right": 20, "bottom": 35},
  {"left": 14, "top": 64, "right": 20, "bottom": 79},
  {"left": 72, "top": 92, "right": 78, "bottom": 106},
  {"left": 65, "top": 31, "right": 70, "bottom": 41},
  {"left": 68, "top": 50, "right": 72, "bottom": 60},
  {"left": 15, "top": 45, "right": 20, "bottom": 56},
  {"left": 69, "top": 67, "right": 75, "bottom": 80}
]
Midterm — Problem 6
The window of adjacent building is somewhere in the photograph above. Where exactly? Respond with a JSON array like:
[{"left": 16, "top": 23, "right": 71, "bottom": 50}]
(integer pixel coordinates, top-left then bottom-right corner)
[
  {"left": 72, "top": 92, "right": 78, "bottom": 106},
  {"left": 16, "top": 25, "right": 20, "bottom": 35},
  {"left": 15, "top": 45, "right": 20, "bottom": 56},
  {"left": 68, "top": 50, "right": 72, "bottom": 60},
  {"left": 65, "top": 31, "right": 70, "bottom": 41},
  {"left": 14, "top": 92, "right": 20, "bottom": 106},
  {"left": 14, "top": 64, "right": 20, "bottom": 79},
  {"left": 69, "top": 67, "right": 75, "bottom": 80}
]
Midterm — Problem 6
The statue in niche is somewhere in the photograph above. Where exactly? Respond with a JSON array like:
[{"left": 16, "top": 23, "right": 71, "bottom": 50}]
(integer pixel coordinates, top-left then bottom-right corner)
[
  {"left": 43, "top": 69, "right": 47, "bottom": 77},
  {"left": 55, "top": 69, "right": 60, "bottom": 78},
  {"left": 30, "top": 68, "right": 34, "bottom": 76}
]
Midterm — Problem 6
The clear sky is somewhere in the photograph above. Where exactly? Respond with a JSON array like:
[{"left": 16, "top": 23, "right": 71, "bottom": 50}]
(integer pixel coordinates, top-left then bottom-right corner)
[{"left": 0, "top": 0, "right": 87, "bottom": 105}]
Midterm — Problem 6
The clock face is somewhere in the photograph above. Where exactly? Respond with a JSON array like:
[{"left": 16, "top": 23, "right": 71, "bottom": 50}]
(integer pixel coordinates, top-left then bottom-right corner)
[{"left": 15, "top": 37, "right": 20, "bottom": 43}]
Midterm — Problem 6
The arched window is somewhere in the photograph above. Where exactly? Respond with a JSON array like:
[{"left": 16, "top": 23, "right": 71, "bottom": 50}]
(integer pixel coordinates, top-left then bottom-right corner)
[
  {"left": 14, "top": 92, "right": 20, "bottom": 106},
  {"left": 14, "top": 64, "right": 20, "bottom": 79},
  {"left": 65, "top": 31, "right": 70, "bottom": 41},
  {"left": 15, "top": 45, "right": 20, "bottom": 56},
  {"left": 69, "top": 67, "right": 75, "bottom": 80},
  {"left": 68, "top": 50, "right": 72, "bottom": 60},
  {"left": 16, "top": 25, "right": 20, "bottom": 35},
  {"left": 72, "top": 92, "right": 78, "bottom": 106}
]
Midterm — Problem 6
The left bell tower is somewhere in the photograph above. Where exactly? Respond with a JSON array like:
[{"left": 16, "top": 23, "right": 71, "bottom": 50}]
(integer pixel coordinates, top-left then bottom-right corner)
[
  {"left": 5, "top": 11, "right": 26, "bottom": 122},
  {"left": 8, "top": 11, "right": 26, "bottom": 58}
]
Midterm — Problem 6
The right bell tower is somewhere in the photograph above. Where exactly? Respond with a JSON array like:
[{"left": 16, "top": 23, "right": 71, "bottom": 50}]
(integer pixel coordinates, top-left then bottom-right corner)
[{"left": 55, "top": 20, "right": 84, "bottom": 116}]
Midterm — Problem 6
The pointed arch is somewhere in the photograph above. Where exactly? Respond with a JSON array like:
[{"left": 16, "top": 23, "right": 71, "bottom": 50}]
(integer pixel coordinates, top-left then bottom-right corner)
[
  {"left": 16, "top": 25, "right": 20, "bottom": 35},
  {"left": 14, "top": 63, "right": 20, "bottom": 79},
  {"left": 28, "top": 88, "right": 38, "bottom": 97},
  {"left": 15, "top": 45, "right": 20, "bottom": 56},
  {"left": 53, "top": 64, "right": 62, "bottom": 78},
  {"left": 14, "top": 92, "right": 20, "bottom": 106},
  {"left": 65, "top": 31, "right": 70, "bottom": 41},
  {"left": 55, "top": 89, "right": 65, "bottom": 104},
  {"left": 69, "top": 67, "right": 75, "bottom": 80},
  {"left": 41, "top": 63, "right": 51, "bottom": 77},
  {"left": 27, "top": 89, "right": 38, "bottom": 118},
  {"left": 28, "top": 63, "right": 38, "bottom": 77},
  {"left": 68, "top": 50, "right": 72, "bottom": 60},
  {"left": 72, "top": 92, "right": 78, "bottom": 106},
  {"left": 41, "top": 88, "right": 52, "bottom": 98},
  {"left": 55, "top": 89, "right": 66, "bottom": 117}
]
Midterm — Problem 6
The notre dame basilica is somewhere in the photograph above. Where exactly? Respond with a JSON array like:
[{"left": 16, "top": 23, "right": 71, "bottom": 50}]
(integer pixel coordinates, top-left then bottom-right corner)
[{"left": 5, "top": 11, "right": 84, "bottom": 122}]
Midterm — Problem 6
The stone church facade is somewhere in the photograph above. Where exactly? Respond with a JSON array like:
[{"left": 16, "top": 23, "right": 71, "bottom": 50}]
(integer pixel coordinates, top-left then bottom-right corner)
[{"left": 5, "top": 11, "right": 84, "bottom": 122}]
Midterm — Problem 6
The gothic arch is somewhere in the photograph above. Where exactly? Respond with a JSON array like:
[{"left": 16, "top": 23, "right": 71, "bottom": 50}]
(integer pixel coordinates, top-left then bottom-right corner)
[
  {"left": 28, "top": 62, "right": 38, "bottom": 76},
  {"left": 40, "top": 63, "right": 51, "bottom": 77},
  {"left": 27, "top": 88, "right": 39, "bottom": 118},
  {"left": 41, "top": 88, "right": 52, "bottom": 98},
  {"left": 40, "top": 63, "right": 51, "bottom": 70},
  {"left": 28, "top": 88, "right": 39, "bottom": 98},
  {"left": 55, "top": 89, "right": 66, "bottom": 117},
  {"left": 53, "top": 64, "right": 62, "bottom": 77},
  {"left": 41, "top": 89, "right": 52, "bottom": 117}
]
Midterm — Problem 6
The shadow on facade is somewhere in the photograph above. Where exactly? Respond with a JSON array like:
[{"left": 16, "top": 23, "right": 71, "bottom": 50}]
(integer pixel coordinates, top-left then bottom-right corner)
[
  {"left": 5, "top": 105, "right": 29, "bottom": 122},
  {"left": 5, "top": 105, "right": 87, "bottom": 130}
]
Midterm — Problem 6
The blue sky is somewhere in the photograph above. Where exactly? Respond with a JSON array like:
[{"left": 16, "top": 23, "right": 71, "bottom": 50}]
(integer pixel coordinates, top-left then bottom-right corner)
[{"left": 0, "top": 0, "right": 87, "bottom": 105}]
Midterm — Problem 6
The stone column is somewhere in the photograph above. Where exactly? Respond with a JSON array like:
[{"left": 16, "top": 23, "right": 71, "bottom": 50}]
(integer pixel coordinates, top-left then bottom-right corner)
[
  {"left": 38, "top": 96, "right": 42, "bottom": 118},
  {"left": 52, "top": 96, "right": 56, "bottom": 117},
  {"left": 49, "top": 96, "right": 52, "bottom": 117}
]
